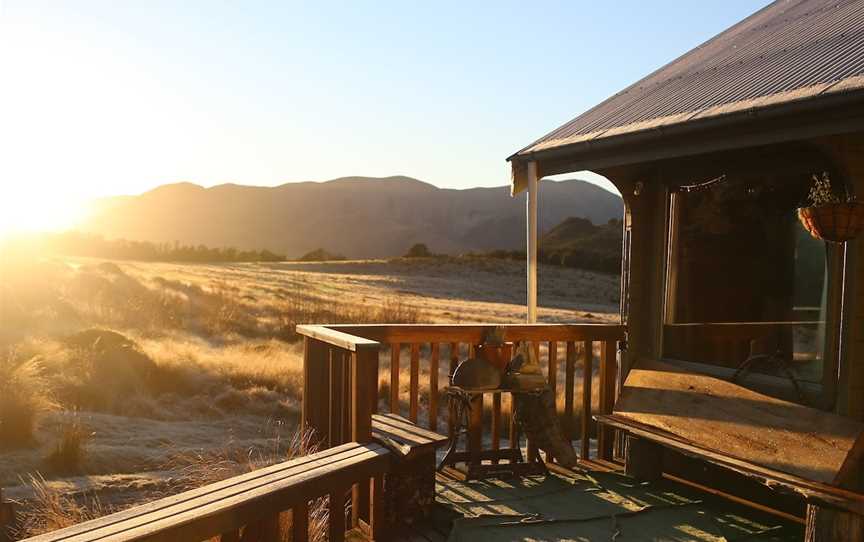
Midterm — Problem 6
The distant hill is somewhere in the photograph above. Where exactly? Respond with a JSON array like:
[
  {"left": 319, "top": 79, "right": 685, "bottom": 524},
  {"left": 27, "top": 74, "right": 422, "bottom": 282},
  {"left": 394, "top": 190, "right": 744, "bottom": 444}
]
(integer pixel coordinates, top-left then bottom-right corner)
[
  {"left": 82, "top": 176, "right": 623, "bottom": 258},
  {"left": 540, "top": 217, "right": 623, "bottom": 274}
]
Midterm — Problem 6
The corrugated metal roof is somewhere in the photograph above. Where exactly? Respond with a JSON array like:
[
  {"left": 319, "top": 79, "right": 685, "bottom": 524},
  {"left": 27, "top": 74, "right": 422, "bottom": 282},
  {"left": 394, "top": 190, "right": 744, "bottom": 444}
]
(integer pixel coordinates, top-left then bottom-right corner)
[{"left": 511, "top": 0, "right": 864, "bottom": 160}]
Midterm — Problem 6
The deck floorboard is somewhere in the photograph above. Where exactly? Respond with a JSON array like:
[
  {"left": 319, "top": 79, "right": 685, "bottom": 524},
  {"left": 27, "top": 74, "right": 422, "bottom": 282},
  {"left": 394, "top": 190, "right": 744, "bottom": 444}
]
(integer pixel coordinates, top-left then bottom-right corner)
[{"left": 393, "top": 463, "right": 805, "bottom": 541}]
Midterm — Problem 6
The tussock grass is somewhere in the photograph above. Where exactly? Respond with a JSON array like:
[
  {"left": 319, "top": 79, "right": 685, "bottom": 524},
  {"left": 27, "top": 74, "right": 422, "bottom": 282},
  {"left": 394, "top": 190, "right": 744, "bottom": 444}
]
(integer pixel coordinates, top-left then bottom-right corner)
[
  {"left": 0, "top": 353, "right": 55, "bottom": 448},
  {"left": 14, "top": 474, "right": 109, "bottom": 538},
  {"left": 44, "top": 412, "right": 91, "bottom": 474}
]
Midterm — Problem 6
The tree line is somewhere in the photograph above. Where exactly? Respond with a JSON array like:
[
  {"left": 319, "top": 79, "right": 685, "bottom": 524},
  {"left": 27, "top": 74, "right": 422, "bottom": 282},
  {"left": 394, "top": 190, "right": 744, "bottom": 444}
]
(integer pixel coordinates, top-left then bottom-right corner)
[{"left": 40, "top": 232, "right": 287, "bottom": 262}]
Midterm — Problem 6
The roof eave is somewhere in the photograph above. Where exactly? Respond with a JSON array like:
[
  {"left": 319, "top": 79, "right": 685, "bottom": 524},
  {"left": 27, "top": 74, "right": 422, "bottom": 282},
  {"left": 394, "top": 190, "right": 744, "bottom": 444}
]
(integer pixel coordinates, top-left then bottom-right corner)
[{"left": 509, "top": 86, "right": 864, "bottom": 167}]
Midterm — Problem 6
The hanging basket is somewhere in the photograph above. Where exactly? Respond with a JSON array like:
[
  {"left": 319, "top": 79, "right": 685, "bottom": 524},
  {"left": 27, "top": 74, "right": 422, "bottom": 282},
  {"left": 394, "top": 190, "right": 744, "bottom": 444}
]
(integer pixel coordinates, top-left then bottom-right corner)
[{"left": 797, "top": 202, "right": 864, "bottom": 242}]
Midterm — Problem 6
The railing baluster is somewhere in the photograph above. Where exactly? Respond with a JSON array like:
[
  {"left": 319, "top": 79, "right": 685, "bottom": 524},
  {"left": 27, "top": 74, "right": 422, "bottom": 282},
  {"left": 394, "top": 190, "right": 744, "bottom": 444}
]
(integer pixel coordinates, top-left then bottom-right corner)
[
  {"left": 241, "top": 513, "right": 281, "bottom": 541},
  {"left": 581, "top": 340, "right": 593, "bottom": 460},
  {"left": 448, "top": 342, "right": 459, "bottom": 440},
  {"left": 429, "top": 342, "right": 440, "bottom": 431},
  {"left": 547, "top": 341, "right": 558, "bottom": 393},
  {"left": 329, "top": 490, "right": 347, "bottom": 542},
  {"left": 329, "top": 348, "right": 344, "bottom": 447},
  {"left": 491, "top": 392, "right": 501, "bottom": 456},
  {"left": 469, "top": 393, "right": 483, "bottom": 467},
  {"left": 598, "top": 340, "right": 617, "bottom": 461},
  {"left": 503, "top": 343, "right": 516, "bottom": 449},
  {"left": 370, "top": 474, "right": 386, "bottom": 540},
  {"left": 410, "top": 343, "right": 420, "bottom": 423},
  {"left": 390, "top": 343, "right": 400, "bottom": 414},
  {"left": 261, "top": 513, "right": 282, "bottom": 541},
  {"left": 525, "top": 340, "right": 538, "bottom": 462},
  {"left": 292, "top": 500, "right": 309, "bottom": 542},
  {"left": 565, "top": 341, "right": 576, "bottom": 442},
  {"left": 343, "top": 351, "right": 351, "bottom": 446},
  {"left": 543, "top": 341, "right": 558, "bottom": 463}
]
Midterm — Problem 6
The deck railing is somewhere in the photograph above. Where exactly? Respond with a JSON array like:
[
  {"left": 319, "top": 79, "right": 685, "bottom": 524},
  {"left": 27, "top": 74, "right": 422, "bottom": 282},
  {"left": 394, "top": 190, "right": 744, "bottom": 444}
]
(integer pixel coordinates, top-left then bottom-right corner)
[
  {"left": 12, "top": 323, "right": 625, "bottom": 542},
  {"left": 298, "top": 324, "right": 626, "bottom": 463},
  {"left": 17, "top": 442, "right": 390, "bottom": 542}
]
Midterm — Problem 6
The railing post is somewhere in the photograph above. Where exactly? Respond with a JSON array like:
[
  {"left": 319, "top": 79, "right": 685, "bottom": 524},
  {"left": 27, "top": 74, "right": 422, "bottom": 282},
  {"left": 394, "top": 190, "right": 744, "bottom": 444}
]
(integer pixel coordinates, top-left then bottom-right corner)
[
  {"left": 598, "top": 340, "right": 618, "bottom": 461},
  {"left": 303, "top": 337, "right": 331, "bottom": 448},
  {"left": 292, "top": 501, "right": 310, "bottom": 542},
  {"left": 1, "top": 487, "right": 15, "bottom": 542},
  {"left": 329, "top": 489, "right": 347, "bottom": 542},
  {"left": 352, "top": 346, "right": 380, "bottom": 444},
  {"left": 351, "top": 345, "right": 380, "bottom": 529}
]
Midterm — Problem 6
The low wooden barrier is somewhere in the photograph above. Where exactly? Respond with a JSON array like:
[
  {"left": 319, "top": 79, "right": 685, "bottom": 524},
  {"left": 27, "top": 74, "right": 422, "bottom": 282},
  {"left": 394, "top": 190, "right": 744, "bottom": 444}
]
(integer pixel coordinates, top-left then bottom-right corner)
[
  {"left": 1, "top": 487, "right": 15, "bottom": 542},
  {"left": 298, "top": 324, "right": 626, "bottom": 464},
  {"left": 21, "top": 442, "right": 390, "bottom": 542}
]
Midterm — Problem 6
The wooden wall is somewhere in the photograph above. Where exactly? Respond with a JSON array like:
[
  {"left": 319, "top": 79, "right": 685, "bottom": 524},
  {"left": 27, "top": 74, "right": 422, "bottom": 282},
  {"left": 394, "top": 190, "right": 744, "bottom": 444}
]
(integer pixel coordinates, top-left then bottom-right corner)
[{"left": 595, "top": 131, "right": 864, "bottom": 421}]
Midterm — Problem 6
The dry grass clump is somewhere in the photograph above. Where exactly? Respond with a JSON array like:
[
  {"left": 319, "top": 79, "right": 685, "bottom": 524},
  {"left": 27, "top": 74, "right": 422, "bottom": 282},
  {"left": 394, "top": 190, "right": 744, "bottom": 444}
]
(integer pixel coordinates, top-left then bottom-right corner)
[
  {"left": 163, "top": 427, "right": 329, "bottom": 542},
  {"left": 15, "top": 427, "right": 319, "bottom": 540},
  {"left": 0, "top": 353, "right": 55, "bottom": 448},
  {"left": 14, "top": 474, "right": 109, "bottom": 538},
  {"left": 47, "top": 330, "right": 158, "bottom": 412},
  {"left": 44, "top": 412, "right": 92, "bottom": 474}
]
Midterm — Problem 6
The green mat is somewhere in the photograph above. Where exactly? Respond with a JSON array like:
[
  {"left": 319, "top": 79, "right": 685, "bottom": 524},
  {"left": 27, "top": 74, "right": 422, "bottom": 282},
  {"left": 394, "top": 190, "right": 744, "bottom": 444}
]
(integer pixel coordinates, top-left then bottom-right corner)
[{"left": 438, "top": 471, "right": 802, "bottom": 541}]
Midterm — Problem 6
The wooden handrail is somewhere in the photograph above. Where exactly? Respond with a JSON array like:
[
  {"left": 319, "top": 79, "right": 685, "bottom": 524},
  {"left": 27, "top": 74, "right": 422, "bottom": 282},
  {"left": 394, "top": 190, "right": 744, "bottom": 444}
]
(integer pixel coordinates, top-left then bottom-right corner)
[
  {"left": 21, "top": 442, "right": 391, "bottom": 542},
  {"left": 320, "top": 323, "right": 626, "bottom": 343},
  {"left": 296, "top": 325, "right": 380, "bottom": 351}
]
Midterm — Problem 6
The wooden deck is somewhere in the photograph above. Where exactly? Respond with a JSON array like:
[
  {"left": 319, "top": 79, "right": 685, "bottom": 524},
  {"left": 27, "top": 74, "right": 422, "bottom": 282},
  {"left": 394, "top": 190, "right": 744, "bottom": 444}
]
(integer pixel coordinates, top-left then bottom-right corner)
[{"left": 392, "top": 463, "right": 804, "bottom": 542}]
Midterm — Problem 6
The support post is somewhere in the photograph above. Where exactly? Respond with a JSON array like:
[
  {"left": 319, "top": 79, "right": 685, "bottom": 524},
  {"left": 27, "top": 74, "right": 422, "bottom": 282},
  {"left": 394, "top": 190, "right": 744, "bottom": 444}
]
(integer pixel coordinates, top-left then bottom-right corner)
[
  {"left": 302, "top": 337, "right": 331, "bottom": 448},
  {"left": 352, "top": 347, "right": 379, "bottom": 528},
  {"left": 624, "top": 435, "right": 663, "bottom": 482},
  {"left": 0, "top": 488, "right": 14, "bottom": 542},
  {"left": 526, "top": 161, "right": 539, "bottom": 323},
  {"left": 805, "top": 504, "right": 864, "bottom": 542}
]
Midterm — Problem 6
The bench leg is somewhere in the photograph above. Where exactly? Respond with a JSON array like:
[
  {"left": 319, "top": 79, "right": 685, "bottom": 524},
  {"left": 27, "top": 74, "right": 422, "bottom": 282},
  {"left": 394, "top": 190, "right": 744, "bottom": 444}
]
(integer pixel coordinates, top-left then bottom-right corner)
[
  {"left": 805, "top": 504, "right": 864, "bottom": 542},
  {"left": 624, "top": 435, "right": 663, "bottom": 482}
]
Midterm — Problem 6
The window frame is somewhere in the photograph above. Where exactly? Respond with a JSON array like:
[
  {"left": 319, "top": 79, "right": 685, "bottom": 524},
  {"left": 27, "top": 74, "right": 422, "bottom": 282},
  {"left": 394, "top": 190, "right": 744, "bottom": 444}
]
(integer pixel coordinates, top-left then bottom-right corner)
[{"left": 658, "top": 187, "right": 848, "bottom": 410}]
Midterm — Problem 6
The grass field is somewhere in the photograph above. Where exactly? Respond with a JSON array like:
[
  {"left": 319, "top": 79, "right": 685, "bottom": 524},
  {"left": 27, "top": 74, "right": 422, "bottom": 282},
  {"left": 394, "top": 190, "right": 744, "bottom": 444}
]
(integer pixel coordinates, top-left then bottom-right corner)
[{"left": 0, "top": 252, "right": 618, "bottom": 537}]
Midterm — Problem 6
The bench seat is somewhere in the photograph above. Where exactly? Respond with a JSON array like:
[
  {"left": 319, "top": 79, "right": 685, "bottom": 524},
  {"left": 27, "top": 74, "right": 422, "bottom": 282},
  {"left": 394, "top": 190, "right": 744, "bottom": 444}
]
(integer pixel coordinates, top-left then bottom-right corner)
[
  {"left": 595, "top": 359, "right": 864, "bottom": 541},
  {"left": 21, "top": 442, "right": 389, "bottom": 542},
  {"left": 371, "top": 413, "right": 448, "bottom": 531},
  {"left": 371, "top": 413, "right": 449, "bottom": 460}
]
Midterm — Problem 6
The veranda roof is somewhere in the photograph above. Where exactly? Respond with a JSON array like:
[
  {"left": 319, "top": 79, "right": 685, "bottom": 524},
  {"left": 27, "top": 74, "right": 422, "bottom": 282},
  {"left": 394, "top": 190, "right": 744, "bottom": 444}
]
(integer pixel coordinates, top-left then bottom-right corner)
[{"left": 509, "top": 0, "right": 864, "bottom": 194}]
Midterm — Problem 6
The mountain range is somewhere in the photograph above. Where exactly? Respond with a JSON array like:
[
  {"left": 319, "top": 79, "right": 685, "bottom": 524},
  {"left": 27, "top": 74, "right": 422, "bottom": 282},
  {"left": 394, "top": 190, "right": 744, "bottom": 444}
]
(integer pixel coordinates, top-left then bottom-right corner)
[{"left": 81, "top": 176, "right": 623, "bottom": 258}]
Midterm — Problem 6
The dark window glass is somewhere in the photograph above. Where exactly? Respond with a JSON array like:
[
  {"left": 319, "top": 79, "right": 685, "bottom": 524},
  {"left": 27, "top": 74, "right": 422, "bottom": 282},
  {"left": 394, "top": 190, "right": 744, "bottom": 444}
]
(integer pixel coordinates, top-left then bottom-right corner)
[{"left": 664, "top": 175, "right": 827, "bottom": 385}]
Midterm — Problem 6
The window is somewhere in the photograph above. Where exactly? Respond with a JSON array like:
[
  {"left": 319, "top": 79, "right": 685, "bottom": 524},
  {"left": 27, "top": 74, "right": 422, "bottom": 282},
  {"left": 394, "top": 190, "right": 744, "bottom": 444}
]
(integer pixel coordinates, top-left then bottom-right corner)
[{"left": 662, "top": 172, "right": 843, "bottom": 400}]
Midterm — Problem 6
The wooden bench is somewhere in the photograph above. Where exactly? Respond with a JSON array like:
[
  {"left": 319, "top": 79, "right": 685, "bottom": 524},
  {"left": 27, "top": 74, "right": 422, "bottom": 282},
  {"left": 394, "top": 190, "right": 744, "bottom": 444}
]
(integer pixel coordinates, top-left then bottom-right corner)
[
  {"left": 21, "top": 442, "right": 390, "bottom": 542},
  {"left": 371, "top": 414, "right": 448, "bottom": 529},
  {"left": 596, "top": 359, "right": 864, "bottom": 542}
]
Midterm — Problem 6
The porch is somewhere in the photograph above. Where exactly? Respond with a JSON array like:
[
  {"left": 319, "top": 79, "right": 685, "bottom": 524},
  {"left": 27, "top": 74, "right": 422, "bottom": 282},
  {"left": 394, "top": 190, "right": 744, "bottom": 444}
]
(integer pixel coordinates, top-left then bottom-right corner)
[{"left": 7, "top": 322, "right": 808, "bottom": 542}]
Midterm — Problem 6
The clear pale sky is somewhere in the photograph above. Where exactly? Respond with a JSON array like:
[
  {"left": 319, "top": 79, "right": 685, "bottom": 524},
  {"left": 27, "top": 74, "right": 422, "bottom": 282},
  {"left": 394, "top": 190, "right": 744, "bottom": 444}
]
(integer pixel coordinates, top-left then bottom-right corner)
[{"left": 0, "top": 0, "right": 769, "bottom": 231}]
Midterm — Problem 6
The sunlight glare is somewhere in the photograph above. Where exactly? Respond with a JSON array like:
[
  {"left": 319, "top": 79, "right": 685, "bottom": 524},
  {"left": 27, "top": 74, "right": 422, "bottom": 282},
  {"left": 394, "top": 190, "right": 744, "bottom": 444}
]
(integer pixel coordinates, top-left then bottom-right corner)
[{"left": 0, "top": 187, "right": 90, "bottom": 237}]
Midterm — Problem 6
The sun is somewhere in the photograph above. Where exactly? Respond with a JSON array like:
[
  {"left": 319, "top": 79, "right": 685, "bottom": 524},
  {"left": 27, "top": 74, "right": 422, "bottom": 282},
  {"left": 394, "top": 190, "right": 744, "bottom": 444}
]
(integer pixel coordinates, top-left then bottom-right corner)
[{"left": 0, "top": 187, "right": 91, "bottom": 237}]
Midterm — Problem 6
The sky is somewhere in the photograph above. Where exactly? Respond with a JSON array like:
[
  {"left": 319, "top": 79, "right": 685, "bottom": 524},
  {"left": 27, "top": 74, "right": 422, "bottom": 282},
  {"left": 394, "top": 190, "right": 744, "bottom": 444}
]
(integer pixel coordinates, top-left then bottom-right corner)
[{"left": 0, "top": 0, "right": 770, "bottom": 232}]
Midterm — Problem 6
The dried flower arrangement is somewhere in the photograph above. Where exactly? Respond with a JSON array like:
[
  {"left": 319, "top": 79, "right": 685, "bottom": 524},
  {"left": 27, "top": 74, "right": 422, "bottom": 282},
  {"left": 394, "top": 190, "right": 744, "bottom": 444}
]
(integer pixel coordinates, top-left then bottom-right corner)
[
  {"left": 806, "top": 172, "right": 844, "bottom": 206},
  {"left": 798, "top": 172, "right": 863, "bottom": 242}
]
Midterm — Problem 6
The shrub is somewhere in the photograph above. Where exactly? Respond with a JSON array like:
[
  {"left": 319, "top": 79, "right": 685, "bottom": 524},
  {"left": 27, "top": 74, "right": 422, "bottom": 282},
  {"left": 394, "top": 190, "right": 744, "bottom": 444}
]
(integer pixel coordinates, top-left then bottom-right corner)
[
  {"left": 55, "top": 329, "right": 158, "bottom": 411},
  {"left": 404, "top": 243, "right": 431, "bottom": 258},
  {"left": 298, "top": 248, "right": 346, "bottom": 262}
]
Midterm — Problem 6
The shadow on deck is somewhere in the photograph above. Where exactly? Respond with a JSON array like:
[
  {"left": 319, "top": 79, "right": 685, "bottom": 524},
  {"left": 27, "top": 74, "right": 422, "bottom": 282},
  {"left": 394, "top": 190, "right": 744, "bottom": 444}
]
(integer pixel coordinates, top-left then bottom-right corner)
[{"left": 401, "top": 464, "right": 803, "bottom": 542}]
